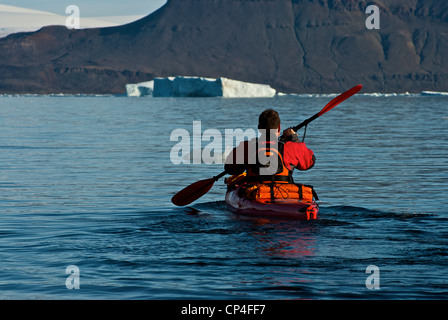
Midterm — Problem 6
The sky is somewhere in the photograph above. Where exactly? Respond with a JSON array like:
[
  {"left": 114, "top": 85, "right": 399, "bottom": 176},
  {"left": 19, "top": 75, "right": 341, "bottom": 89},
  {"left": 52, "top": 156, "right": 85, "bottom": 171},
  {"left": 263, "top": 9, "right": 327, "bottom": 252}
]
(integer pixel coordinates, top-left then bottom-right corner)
[{"left": 0, "top": 0, "right": 167, "bottom": 17}]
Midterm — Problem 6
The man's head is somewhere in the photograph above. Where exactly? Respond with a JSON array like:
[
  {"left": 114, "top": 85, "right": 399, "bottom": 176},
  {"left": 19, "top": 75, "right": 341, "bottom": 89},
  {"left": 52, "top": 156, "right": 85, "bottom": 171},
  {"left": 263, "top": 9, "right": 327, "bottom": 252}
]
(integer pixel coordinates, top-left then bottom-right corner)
[{"left": 258, "top": 109, "right": 281, "bottom": 131}]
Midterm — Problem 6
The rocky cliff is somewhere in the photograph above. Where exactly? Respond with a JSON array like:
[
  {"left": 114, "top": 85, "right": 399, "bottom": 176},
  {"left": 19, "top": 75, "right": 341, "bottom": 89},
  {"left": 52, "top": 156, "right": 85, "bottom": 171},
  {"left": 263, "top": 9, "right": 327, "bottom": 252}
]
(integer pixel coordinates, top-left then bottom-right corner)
[{"left": 0, "top": 0, "right": 447, "bottom": 94}]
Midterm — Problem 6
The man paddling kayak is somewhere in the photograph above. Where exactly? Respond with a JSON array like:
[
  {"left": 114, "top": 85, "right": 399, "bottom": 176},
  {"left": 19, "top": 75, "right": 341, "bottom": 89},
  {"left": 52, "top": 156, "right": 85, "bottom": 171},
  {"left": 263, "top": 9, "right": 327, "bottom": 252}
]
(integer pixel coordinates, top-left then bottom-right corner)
[
  {"left": 223, "top": 108, "right": 318, "bottom": 219},
  {"left": 224, "top": 109, "right": 316, "bottom": 182},
  {"left": 171, "top": 85, "right": 361, "bottom": 208}
]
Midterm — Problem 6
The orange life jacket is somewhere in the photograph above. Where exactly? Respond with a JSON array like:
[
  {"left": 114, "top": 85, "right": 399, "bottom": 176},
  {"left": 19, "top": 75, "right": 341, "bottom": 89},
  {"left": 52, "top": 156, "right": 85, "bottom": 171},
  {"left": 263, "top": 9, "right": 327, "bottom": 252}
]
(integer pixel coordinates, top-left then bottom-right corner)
[
  {"left": 241, "top": 138, "right": 318, "bottom": 203},
  {"left": 246, "top": 139, "right": 293, "bottom": 184}
]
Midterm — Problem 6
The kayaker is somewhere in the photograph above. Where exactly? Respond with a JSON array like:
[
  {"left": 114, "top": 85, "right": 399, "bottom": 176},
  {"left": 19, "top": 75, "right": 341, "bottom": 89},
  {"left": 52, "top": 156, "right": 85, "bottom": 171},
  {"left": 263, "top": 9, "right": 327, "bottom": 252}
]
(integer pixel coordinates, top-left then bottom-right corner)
[{"left": 224, "top": 109, "right": 315, "bottom": 183}]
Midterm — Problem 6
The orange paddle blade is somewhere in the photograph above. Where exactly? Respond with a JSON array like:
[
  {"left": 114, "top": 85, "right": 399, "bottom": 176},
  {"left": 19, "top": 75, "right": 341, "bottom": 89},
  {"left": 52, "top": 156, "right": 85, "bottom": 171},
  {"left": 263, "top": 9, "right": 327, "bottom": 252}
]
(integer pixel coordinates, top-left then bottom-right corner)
[{"left": 318, "top": 84, "right": 362, "bottom": 116}]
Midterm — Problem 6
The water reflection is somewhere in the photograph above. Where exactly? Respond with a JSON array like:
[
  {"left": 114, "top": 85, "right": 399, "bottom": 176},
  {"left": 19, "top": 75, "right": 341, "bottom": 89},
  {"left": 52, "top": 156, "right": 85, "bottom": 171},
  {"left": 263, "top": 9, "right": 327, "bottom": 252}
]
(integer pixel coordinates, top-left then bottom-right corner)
[{"left": 242, "top": 218, "right": 317, "bottom": 258}]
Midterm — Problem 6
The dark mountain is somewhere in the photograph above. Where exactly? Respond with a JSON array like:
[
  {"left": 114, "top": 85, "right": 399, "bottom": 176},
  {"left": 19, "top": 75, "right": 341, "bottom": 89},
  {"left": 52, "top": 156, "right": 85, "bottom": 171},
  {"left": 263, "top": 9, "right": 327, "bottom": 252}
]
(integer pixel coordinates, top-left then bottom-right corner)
[{"left": 0, "top": 0, "right": 447, "bottom": 94}]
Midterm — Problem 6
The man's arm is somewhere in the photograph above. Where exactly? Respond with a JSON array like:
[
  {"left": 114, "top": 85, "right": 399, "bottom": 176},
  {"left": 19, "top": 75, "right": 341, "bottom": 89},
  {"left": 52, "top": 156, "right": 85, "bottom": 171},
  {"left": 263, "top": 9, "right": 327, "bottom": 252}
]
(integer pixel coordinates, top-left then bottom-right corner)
[{"left": 281, "top": 129, "right": 316, "bottom": 171}]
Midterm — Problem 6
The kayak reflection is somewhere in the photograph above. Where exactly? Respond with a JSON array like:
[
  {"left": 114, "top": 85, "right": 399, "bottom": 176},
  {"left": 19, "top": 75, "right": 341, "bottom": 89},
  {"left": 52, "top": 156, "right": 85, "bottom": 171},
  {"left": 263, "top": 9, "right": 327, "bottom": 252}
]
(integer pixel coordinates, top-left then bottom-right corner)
[{"left": 240, "top": 218, "right": 317, "bottom": 259}]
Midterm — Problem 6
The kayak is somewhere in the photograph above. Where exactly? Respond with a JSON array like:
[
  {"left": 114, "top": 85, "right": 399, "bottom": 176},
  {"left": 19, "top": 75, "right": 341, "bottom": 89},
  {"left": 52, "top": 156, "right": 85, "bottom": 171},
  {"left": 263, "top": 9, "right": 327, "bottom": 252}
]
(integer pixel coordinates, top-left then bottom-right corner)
[
  {"left": 224, "top": 174, "right": 319, "bottom": 220},
  {"left": 225, "top": 185, "right": 319, "bottom": 220}
]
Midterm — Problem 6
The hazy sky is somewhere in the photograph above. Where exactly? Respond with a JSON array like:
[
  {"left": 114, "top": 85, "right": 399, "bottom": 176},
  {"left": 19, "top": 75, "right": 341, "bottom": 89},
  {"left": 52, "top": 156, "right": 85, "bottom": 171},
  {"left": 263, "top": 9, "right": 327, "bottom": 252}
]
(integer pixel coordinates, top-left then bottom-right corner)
[{"left": 0, "top": 0, "right": 167, "bottom": 16}]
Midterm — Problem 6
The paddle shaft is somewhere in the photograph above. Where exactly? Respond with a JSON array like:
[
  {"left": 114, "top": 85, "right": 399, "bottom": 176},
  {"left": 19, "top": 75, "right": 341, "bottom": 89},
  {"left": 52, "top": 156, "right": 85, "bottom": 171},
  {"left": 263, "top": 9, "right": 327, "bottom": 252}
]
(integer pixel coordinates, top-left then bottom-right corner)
[
  {"left": 292, "top": 113, "right": 319, "bottom": 132},
  {"left": 213, "top": 171, "right": 227, "bottom": 181}
]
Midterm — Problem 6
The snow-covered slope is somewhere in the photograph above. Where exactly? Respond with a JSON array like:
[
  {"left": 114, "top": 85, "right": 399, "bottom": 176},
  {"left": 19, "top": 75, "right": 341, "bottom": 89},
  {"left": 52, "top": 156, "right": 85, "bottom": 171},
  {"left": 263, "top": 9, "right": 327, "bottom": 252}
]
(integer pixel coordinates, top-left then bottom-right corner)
[{"left": 0, "top": 4, "right": 143, "bottom": 38}]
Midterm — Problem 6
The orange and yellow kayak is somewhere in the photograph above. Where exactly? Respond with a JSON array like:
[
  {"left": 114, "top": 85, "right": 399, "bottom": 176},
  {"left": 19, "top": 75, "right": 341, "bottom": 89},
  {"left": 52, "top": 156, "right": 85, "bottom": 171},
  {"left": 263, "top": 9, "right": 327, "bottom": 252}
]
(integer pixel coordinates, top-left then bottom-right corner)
[{"left": 225, "top": 174, "right": 319, "bottom": 220}]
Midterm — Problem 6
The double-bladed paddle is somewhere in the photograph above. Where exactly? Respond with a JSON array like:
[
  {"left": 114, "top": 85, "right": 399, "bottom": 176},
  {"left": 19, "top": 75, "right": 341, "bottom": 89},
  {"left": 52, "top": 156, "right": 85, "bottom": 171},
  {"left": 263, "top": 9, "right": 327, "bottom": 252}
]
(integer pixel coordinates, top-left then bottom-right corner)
[{"left": 171, "top": 84, "right": 362, "bottom": 206}]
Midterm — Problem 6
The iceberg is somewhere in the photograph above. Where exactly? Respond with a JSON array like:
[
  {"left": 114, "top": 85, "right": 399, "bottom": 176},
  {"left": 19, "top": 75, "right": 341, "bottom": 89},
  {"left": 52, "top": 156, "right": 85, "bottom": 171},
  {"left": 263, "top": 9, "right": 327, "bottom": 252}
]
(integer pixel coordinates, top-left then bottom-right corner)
[
  {"left": 220, "top": 77, "right": 276, "bottom": 98},
  {"left": 125, "top": 81, "right": 154, "bottom": 97},
  {"left": 154, "top": 76, "right": 222, "bottom": 97},
  {"left": 421, "top": 91, "right": 448, "bottom": 96},
  {"left": 126, "top": 76, "right": 276, "bottom": 97}
]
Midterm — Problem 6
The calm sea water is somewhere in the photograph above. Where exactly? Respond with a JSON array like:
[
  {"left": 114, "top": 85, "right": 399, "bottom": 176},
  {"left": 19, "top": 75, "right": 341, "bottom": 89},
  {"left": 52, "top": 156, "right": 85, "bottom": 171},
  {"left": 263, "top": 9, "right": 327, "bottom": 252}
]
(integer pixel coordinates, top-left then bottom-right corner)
[{"left": 0, "top": 94, "right": 447, "bottom": 300}]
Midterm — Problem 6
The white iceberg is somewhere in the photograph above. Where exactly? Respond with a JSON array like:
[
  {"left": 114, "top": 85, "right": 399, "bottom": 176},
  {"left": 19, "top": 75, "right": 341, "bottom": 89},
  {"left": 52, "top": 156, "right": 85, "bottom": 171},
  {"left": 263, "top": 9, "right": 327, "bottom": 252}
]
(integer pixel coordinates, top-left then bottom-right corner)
[
  {"left": 126, "top": 76, "right": 277, "bottom": 97},
  {"left": 421, "top": 91, "right": 448, "bottom": 96},
  {"left": 220, "top": 77, "right": 276, "bottom": 98},
  {"left": 125, "top": 81, "right": 154, "bottom": 97}
]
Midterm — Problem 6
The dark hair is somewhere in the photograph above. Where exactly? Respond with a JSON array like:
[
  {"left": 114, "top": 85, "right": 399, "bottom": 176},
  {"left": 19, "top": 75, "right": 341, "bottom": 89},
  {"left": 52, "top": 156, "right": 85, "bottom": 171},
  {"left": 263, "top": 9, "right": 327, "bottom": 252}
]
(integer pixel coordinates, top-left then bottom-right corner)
[{"left": 258, "top": 109, "right": 280, "bottom": 130}]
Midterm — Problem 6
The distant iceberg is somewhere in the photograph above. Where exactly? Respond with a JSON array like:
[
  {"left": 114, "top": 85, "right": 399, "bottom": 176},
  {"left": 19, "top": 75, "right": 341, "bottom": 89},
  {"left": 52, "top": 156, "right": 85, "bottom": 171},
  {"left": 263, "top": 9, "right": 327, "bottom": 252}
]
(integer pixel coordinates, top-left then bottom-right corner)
[
  {"left": 421, "top": 91, "right": 448, "bottom": 96},
  {"left": 219, "top": 77, "right": 276, "bottom": 98},
  {"left": 125, "top": 81, "right": 154, "bottom": 97},
  {"left": 125, "top": 76, "right": 276, "bottom": 98}
]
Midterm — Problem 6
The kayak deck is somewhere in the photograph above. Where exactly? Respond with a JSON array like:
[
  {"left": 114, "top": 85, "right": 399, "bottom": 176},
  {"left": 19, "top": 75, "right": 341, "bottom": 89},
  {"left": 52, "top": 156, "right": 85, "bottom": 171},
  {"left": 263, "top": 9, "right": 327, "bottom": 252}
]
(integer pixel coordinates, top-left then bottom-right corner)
[{"left": 225, "top": 185, "right": 319, "bottom": 220}]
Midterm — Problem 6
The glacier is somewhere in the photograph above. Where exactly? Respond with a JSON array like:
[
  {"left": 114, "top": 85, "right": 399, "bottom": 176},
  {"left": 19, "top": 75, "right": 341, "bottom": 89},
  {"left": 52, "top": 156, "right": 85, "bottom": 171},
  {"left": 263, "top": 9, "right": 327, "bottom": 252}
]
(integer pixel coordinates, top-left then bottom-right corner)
[{"left": 125, "top": 76, "right": 276, "bottom": 97}]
